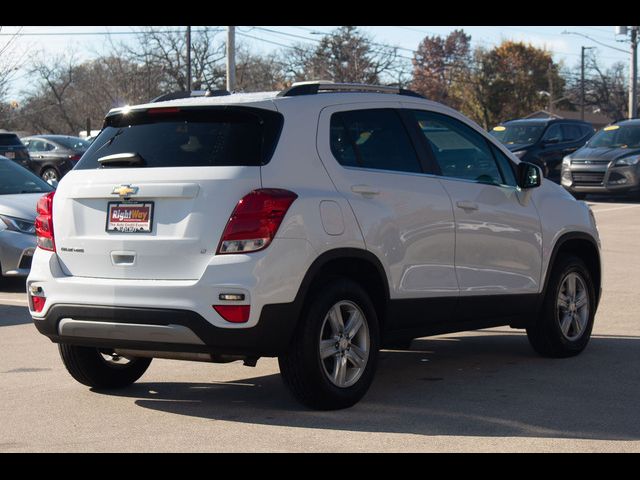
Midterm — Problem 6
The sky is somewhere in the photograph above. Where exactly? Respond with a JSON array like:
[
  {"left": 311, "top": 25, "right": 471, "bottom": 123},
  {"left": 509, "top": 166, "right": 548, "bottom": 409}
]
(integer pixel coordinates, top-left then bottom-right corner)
[{"left": 0, "top": 25, "right": 634, "bottom": 101}]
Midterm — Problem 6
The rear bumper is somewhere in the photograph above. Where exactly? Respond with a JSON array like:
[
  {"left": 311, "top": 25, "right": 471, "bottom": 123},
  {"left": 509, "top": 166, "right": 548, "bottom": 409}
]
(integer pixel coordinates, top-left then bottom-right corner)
[
  {"left": 0, "top": 230, "right": 35, "bottom": 277},
  {"left": 33, "top": 303, "right": 298, "bottom": 357}
]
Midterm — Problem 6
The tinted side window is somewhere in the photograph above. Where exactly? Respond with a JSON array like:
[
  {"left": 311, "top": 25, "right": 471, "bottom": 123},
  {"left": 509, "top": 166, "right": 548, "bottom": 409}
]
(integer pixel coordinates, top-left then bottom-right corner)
[
  {"left": 489, "top": 144, "right": 517, "bottom": 187},
  {"left": 330, "top": 109, "right": 421, "bottom": 174},
  {"left": 561, "top": 124, "right": 583, "bottom": 142},
  {"left": 542, "top": 124, "right": 562, "bottom": 142},
  {"left": 412, "top": 110, "right": 504, "bottom": 185}
]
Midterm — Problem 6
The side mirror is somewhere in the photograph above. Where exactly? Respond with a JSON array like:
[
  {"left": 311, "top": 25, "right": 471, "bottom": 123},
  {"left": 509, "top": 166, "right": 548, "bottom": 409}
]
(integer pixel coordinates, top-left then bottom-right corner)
[{"left": 517, "top": 162, "right": 542, "bottom": 189}]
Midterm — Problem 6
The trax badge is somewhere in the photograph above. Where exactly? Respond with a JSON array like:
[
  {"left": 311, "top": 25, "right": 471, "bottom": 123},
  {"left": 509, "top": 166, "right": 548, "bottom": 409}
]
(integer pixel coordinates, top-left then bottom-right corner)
[{"left": 112, "top": 185, "right": 139, "bottom": 197}]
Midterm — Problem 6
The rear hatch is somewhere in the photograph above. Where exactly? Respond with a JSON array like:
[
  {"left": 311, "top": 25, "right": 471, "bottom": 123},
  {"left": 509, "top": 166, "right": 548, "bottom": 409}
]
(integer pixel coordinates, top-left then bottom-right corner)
[{"left": 53, "top": 104, "right": 282, "bottom": 280}]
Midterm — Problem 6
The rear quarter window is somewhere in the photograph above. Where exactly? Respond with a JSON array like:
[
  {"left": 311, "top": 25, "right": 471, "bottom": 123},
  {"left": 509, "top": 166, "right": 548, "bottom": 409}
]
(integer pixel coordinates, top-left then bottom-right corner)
[{"left": 75, "top": 107, "right": 283, "bottom": 169}]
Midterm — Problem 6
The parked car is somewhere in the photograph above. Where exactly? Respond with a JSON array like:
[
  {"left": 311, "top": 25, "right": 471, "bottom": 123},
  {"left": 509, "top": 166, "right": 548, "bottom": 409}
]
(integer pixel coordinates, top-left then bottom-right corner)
[
  {"left": 20, "top": 135, "right": 91, "bottom": 183},
  {"left": 0, "top": 132, "right": 31, "bottom": 170},
  {"left": 561, "top": 119, "right": 640, "bottom": 199},
  {"left": 27, "top": 83, "right": 602, "bottom": 410},
  {"left": 0, "top": 156, "right": 54, "bottom": 279},
  {"left": 490, "top": 118, "right": 594, "bottom": 183}
]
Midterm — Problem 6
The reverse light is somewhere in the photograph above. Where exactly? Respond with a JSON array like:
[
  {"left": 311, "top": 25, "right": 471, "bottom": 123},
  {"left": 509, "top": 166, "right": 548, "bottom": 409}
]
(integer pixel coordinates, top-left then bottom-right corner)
[
  {"left": 35, "top": 191, "right": 56, "bottom": 251},
  {"left": 213, "top": 305, "right": 250, "bottom": 323},
  {"left": 29, "top": 285, "right": 46, "bottom": 313},
  {"left": 217, "top": 189, "right": 298, "bottom": 254}
]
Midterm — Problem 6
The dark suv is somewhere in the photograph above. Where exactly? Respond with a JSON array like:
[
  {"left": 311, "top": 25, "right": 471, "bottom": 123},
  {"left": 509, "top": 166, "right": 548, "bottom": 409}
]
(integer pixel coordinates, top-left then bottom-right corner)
[
  {"left": 490, "top": 118, "right": 595, "bottom": 182},
  {"left": 0, "top": 132, "right": 30, "bottom": 170}
]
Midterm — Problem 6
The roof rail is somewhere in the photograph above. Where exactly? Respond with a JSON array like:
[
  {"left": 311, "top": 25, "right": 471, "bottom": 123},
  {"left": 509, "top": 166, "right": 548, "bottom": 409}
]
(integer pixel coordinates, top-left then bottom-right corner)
[
  {"left": 277, "top": 81, "right": 425, "bottom": 99},
  {"left": 151, "top": 89, "right": 231, "bottom": 103}
]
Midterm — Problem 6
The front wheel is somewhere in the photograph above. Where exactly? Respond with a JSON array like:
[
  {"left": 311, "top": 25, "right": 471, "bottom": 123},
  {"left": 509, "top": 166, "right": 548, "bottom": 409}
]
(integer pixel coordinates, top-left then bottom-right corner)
[
  {"left": 279, "top": 278, "right": 379, "bottom": 410},
  {"left": 527, "top": 255, "right": 596, "bottom": 358},
  {"left": 58, "top": 344, "right": 152, "bottom": 389}
]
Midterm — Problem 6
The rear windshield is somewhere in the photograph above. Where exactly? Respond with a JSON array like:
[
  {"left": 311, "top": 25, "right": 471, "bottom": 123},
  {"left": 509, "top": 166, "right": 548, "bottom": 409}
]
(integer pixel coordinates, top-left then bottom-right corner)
[
  {"left": 0, "top": 159, "right": 54, "bottom": 195},
  {"left": 0, "top": 134, "right": 23, "bottom": 147},
  {"left": 75, "top": 107, "right": 283, "bottom": 170}
]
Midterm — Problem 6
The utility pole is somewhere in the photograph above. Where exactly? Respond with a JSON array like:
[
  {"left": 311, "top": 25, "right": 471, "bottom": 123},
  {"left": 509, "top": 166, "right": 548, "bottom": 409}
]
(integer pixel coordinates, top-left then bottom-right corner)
[
  {"left": 630, "top": 26, "right": 638, "bottom": 118},
  {"left": 226, "top": 26, "right": 236, "bottom": 92},
  {"left": 186, "top": 26, "right": 192, "bottom": 92}
]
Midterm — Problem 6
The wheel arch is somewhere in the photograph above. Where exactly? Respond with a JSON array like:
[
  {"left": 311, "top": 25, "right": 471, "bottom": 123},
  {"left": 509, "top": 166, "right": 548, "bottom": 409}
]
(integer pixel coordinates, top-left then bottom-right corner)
[
  {"left": 544, "top": 232, "right": 602, "bottom": 307},
  {"left": 292, "top": 248, "right": 390, "bottom": 331}
]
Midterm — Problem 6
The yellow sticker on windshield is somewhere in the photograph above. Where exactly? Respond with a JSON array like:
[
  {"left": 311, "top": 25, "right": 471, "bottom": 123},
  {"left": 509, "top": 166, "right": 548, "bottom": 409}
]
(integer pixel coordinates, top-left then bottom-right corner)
[
  {"left": 604, "top": 125, "right": 620, "bottom": 131},
  {"left": 492, "top": 126, "right": 506, "bottom": 131},
  {"left": 355, "top": 131, "right": 372, "bottom": 145}
]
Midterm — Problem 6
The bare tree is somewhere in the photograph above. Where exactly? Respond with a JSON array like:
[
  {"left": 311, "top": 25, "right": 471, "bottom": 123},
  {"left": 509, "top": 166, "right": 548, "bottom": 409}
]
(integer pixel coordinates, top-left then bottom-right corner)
[
  {"left": 283, "top": 26, "right": 402, "bottom": 85},
  {"left": 117, "top": 26, "right": 226, "bottom": 92},
  {"left": 235, "top": 46, "right": 287, "bottom": 92}
]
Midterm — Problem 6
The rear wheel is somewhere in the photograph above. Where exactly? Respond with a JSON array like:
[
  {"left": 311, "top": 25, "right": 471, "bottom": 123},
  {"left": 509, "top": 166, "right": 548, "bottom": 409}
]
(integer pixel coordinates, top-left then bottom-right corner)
[
  {"left": 41, "top": 167, "right": 60, "bottom": 183},
  {"left": 279, "top": 278, "right": 379, "bottom": 410},
  {"left": 58, "top": 344, "right": 152, "bottom": 389},
  {"left": 527, "top": 255, "right": 596, "bottom": 357}
]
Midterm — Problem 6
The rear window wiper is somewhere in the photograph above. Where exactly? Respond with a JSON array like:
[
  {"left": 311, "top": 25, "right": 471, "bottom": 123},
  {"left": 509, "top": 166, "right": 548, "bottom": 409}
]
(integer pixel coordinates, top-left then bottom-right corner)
[{"left": 97, "top": 152, "right": 146, "bottom": 168}]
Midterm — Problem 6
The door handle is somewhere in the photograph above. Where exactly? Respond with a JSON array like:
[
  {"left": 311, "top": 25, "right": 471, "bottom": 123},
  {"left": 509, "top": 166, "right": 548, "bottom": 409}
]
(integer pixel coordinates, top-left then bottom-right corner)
[
  {"left": 456, "top": 200, "right": 479, "bottom": 211},
  {"left": 351, "top": 185, "right": 380, "bottom": 197}
]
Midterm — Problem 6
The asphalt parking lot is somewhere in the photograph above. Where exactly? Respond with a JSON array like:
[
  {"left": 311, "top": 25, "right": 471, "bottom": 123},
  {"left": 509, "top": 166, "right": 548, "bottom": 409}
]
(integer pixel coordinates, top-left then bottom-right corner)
[{"left": 1, "top": 196, "right": 640, "bottom": 452}]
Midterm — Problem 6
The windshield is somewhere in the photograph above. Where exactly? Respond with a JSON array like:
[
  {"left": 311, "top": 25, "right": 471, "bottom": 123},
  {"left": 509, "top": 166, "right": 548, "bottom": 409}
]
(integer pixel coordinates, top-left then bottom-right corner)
[
  {"left": 0, "top": 158, "right": 54, "bottom": 195},
  {"left": 588, "top": 124, "right": 640, "bottom": 149},
  {"left": 490, "top": 124, "right": 546, "bottom": 145},
  {"left": 52, "top": 136, "right": 91, "bottom": 151}
]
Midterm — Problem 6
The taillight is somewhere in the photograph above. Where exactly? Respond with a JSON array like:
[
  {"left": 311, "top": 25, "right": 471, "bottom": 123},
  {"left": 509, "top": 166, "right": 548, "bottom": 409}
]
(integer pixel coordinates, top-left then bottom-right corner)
[
  {"left": 217, "top": 189, "right": 297, "bottom": 254},
  {"left": 68, "top": 154, "right": 81, "bottom": 162},
  {"left": 35, "top": 191, "right": 56, "bottom": 251}
]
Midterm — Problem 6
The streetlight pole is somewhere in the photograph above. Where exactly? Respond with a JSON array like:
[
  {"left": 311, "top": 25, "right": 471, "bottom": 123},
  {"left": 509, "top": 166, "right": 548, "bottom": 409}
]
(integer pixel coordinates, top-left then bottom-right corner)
[
  {"left": 186, "top": 26, "right": 192, "bottom": 92},
  {"left": 630, "top": 27, "right": 638, "bottom": 118},
  {"left": 226, "top": 26, "right": 236, "bottom": 92}
]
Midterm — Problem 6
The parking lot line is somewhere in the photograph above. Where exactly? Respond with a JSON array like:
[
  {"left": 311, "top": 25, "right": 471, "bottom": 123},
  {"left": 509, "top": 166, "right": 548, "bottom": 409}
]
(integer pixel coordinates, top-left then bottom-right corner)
[{"left": 589, "top": 204, "right": 640, "bottom": 214}]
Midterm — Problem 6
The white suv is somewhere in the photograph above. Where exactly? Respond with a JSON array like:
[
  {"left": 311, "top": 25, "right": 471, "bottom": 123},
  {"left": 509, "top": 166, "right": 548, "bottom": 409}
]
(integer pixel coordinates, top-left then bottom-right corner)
[{"left": 28, "top": 82, "right": 602, "bottom": 410}]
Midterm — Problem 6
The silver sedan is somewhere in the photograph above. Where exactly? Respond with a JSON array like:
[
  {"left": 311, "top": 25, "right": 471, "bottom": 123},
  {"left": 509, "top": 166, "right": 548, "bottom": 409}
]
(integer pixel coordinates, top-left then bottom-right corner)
[{"left": 0, "top": 156, "right": 54, "bottom": 278}]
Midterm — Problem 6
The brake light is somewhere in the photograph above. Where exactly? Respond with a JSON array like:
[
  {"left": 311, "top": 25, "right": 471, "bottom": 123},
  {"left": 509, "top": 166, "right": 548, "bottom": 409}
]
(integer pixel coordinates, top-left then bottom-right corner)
[
  {"left": 35, "top": 191, "right": 56, "bottom": 251},
  {"left": 68, "top": 154, "right": 81, "bottom": 162},
  {"left": 217, "top": 189, "right": 297, "bottom": 254},
  {"left": 148, "top": 107, "right": 181, "bottom": 115},
  {"left": 213, "top": 305, "right": 250, "bottom": 323}
]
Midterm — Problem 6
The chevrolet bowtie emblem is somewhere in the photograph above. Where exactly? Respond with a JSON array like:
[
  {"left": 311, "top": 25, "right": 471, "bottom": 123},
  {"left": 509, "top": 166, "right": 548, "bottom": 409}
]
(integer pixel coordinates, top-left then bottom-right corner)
[{"left": 112, "top": 185, "right": 138, "bottom": 197}]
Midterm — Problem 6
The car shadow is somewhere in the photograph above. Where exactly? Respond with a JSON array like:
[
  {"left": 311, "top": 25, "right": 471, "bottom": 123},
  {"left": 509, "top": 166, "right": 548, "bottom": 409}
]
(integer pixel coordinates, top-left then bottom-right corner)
[
  {"left": 0, "top": 305, "right": 32, "bottom": 327},
  {"left": 95, "top": 332, "right": 640, "bottom": 441},
  {"left": 586, "top": 194, "right": 640, "bottom": 204},
  {"left": 0, "top": 277, "right": 27, "bottom": 294}
]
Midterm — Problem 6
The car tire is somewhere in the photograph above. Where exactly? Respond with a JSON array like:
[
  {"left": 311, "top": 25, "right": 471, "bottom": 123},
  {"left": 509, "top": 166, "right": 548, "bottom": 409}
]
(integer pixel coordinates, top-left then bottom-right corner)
[
  {"left": 526, "top": 255, "right": 596, "bottom": 358},
  {"left": 278, "top": 277, "right": 380, "bottom": 410},
  {"left": 41, "top": 167, "right": 59, "bottom": 183},
  {"left": 58, "top": 344, "right": 152, "bottom": 389}
]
